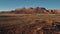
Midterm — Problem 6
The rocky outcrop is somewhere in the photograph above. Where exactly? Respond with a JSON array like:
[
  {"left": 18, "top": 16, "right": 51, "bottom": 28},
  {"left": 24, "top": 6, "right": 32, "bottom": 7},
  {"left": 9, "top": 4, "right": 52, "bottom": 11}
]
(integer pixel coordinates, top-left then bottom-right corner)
[
  {"left": 14, "top": 7, "right": 47, "bottom": 14},
  {"left": 13, "top": 7, "right": 60, "bottom": 14},
  {"left": 0, "top": 7, "right": 60, "bottom": 14},
  {"left": 54, "top": 10, "right": 60, "bottom": 14}
]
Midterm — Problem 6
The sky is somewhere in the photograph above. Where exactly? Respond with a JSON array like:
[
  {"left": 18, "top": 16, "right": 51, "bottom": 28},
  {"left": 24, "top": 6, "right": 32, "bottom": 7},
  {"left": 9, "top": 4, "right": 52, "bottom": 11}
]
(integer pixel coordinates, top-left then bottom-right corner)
[{"left": 0, "top": 0, "right": 60, "bottom": 11}]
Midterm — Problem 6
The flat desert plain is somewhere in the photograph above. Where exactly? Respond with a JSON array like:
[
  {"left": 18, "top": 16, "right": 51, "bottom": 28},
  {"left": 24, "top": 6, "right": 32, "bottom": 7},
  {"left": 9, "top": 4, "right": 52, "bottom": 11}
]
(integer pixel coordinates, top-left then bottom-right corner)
[{"left": 0, "top": 14, "right": 60, "bottom": 34}]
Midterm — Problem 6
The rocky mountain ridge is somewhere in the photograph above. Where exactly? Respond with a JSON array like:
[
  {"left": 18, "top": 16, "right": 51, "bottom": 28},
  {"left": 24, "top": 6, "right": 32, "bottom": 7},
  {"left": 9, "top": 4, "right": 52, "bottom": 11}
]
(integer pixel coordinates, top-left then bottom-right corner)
[{"left": 0, "top": 7, "right": 60, "bottom": 14}]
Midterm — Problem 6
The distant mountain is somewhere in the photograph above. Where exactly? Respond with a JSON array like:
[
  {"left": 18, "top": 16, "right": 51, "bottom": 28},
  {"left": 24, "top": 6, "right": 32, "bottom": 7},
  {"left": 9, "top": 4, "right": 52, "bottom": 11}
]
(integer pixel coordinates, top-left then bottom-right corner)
[{"left": 0, "top": 7, "right": 60, "bottom": 14}]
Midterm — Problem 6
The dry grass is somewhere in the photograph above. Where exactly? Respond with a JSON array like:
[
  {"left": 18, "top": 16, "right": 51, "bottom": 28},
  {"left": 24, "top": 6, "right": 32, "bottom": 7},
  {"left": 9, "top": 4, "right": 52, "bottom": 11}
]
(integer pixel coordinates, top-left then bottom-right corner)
[{"left": 0, "top": 14, "right": 60, "bottom": 34}]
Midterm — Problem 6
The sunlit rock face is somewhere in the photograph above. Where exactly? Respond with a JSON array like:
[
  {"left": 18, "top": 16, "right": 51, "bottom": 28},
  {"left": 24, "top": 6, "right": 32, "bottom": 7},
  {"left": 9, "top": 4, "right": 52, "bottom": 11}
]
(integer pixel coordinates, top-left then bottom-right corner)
[
  {"left": 54, "top": 10, "right": 60, "bottom": 14},
  {"left": 15, "top": 8, "right": 26, "bottom": 14},
  {"left": 14, "top": 7, "right": 47, "bottom": 14},
  {"left": 25, "top": 8, "right": 35, "bottom": 14},
  {"left": 15, "top": 7, "right": 60, "bottom": 14},
  {"left": 33, "top": 7, "right": 47, "bottom": 14},
  {"left": 0, "top": 7, "right": 60, "bottom": 14}
]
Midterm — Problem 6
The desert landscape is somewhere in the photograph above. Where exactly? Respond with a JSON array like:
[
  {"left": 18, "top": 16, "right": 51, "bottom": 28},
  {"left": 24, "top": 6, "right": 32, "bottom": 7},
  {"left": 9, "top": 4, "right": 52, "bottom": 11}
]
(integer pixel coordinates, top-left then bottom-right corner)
[{"left": 0, "top": 7, "right": 60, "bottom": 34}]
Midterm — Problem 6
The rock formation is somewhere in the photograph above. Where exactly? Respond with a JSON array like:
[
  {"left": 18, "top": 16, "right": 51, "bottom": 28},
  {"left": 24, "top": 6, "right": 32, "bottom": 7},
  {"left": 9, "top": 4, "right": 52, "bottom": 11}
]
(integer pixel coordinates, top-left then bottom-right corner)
[{"left": 1, "top": 7, "right": 60, "bottom": 14}]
